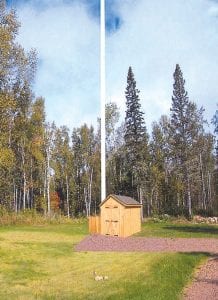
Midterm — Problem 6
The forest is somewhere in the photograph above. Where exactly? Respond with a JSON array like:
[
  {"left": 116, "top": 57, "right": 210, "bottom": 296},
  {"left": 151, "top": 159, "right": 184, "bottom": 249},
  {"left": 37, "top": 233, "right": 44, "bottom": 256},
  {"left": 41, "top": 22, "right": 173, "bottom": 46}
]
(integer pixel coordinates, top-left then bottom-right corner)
[
  {"left": 0, "top": 2, "right": 101, "bottom": 217},
  {"left": 0, "top": 2, "right": 217, "bottom": 218},
  {"left": 106, "top": 66, "right": 218, "bottom": 218}
]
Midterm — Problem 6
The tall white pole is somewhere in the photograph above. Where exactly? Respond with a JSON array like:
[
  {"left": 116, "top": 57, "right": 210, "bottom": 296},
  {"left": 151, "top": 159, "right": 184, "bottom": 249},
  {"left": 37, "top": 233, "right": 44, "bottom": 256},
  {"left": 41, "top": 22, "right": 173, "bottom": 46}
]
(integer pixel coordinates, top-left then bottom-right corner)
[{"left": 100, "top": 0, "right": 106, "bottom": 201}]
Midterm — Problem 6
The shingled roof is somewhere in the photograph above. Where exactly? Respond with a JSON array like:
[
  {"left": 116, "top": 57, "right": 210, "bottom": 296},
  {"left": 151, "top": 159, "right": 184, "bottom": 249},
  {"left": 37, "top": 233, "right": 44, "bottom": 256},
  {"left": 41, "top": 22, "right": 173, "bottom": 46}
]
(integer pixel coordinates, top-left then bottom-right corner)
[{"left": 100, "top": 194, "right": 142, "bottom": 207}]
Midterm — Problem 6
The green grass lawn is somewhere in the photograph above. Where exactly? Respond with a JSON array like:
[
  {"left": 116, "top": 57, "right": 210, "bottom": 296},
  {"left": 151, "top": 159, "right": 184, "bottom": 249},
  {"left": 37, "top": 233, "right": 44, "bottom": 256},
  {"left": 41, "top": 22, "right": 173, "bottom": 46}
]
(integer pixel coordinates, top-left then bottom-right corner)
[
  {"left": 137, "top": 220, "right": 218, "bottom": 238},
  {"left": 0, "top": 220, "right": 214, "bottom": 299}
]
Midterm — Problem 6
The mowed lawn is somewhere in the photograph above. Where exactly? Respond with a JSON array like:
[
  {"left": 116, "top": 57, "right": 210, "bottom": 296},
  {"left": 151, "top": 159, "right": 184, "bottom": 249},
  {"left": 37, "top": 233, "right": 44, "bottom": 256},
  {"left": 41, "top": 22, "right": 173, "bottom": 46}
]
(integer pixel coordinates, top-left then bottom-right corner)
[
  {"left": 137, "top": 219, "right": 218, "bottom": 238},
  {"left": 0, "top": 220, "right": 215, "bottom": 300}
]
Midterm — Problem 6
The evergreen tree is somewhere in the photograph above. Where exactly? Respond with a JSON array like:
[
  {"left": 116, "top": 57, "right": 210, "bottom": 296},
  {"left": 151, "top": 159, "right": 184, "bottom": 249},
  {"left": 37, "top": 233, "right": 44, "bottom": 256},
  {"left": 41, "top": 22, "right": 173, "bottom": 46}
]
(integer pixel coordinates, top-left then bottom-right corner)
[
  {"left": 124, "top": 67, "right": 147, "bottom": 161},
  {"left": 170, "top": 64, "right": 205, "bottom": 217},
  {"left": 124, "top": 67, "right": 149, "bottom": 204}
]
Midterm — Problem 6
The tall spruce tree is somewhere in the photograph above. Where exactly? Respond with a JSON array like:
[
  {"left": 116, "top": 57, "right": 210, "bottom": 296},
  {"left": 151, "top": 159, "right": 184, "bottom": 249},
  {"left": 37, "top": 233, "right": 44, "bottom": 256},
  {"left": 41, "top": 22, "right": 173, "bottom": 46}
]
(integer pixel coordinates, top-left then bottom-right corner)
[
  {"left": 124, "top": 67, "right": 146, "bottom": 157},
  {"left": 124, "top": 67, "right": 148, "bottom": 203},
  {"left": 170, "top": 64, "right": 205, "bottom": 217}
]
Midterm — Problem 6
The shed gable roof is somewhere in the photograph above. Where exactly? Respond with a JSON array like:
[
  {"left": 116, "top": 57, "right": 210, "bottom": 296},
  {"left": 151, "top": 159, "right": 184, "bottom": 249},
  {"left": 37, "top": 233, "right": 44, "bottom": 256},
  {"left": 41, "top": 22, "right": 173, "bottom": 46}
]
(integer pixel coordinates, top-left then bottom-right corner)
[{"left": 100, "top": 194, "right": 142, "bottom": 207}]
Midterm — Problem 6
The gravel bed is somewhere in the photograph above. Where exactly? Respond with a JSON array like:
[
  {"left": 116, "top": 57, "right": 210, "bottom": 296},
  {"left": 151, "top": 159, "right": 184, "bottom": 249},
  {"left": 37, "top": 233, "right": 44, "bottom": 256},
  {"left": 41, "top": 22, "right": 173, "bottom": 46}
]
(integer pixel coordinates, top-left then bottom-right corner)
[
  {"left": 183, "top": 256, "right": 218, "bottom": 300},
  {"left": 75, "top": 235, "right": 218, "bottom": 253}
]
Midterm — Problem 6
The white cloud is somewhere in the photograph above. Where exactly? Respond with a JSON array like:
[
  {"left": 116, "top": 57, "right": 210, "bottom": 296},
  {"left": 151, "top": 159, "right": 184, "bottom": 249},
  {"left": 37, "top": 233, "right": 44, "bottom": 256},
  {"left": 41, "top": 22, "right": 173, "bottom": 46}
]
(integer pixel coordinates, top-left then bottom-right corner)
[
  {"left": 107, "top": 0, "right": 218, "bottom": 132},
  {"left": 15, "top": 0, "right": 99, "bottom": 129}
]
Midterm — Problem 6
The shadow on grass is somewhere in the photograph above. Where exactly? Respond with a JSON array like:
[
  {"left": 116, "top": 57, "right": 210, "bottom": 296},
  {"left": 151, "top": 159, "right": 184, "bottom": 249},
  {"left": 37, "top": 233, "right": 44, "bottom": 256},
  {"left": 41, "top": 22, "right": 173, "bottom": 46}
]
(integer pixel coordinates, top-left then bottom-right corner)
[{"left": 163, "top": 225, "right": 218, "bottom": 236}]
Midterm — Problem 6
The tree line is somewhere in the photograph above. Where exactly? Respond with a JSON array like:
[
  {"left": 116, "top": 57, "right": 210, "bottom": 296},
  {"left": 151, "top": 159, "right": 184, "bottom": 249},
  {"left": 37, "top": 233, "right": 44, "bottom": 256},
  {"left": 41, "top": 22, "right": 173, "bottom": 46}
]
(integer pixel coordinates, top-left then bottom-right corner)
[
  {"left": 0, "top": 1, "right": 217, "bottom": 218},
  {"left": 0, "top": 1, "right": 100, "bottom": 217},
  {"left": 106, "top": 66, "right": 218, "bottom": 218}
]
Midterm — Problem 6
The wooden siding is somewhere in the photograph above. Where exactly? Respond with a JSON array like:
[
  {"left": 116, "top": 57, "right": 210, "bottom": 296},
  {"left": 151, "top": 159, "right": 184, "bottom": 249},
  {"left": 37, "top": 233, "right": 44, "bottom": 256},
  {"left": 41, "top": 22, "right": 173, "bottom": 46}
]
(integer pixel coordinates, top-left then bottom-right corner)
[
  {"left": 100, "top": 195, "right": 141, "bottom": 237},
  {"left": 123, "top": 207, "right": 141, "bottom": 237},
  {"left": 89, "top": 216, "right": 101, "bottom": 234}
]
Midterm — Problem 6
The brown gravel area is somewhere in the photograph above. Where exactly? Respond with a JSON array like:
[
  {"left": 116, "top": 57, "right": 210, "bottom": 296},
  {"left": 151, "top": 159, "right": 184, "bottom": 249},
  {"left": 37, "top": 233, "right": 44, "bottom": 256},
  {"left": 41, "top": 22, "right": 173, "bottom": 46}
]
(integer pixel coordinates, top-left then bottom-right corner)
[
  {"left": 183, "top": 256, "right": 218, "bottom": 300},
  {"left": 75, "top": 235, "right": 218, "bottom": 253}
]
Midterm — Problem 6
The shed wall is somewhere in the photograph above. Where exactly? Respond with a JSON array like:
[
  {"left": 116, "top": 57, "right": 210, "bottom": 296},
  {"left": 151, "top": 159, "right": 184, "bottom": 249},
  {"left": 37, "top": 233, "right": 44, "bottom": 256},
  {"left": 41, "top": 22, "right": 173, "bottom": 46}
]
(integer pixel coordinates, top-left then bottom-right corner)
[
  {"left": 123, "top": 207, "right": 141, "bottom": 237},
  {"left": 100, "top": 196, "right": 141, "bottom": 237}
]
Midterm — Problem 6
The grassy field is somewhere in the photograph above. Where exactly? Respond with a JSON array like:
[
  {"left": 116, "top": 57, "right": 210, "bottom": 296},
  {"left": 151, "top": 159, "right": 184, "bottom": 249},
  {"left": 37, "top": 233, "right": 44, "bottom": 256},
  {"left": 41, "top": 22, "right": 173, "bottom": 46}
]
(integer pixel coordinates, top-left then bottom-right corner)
[
  {"left": 137, "top": 219, "right": 218, "bottom": 238},
  {"left": 0, "top": 219, "right": 215, "bottom": 299}
]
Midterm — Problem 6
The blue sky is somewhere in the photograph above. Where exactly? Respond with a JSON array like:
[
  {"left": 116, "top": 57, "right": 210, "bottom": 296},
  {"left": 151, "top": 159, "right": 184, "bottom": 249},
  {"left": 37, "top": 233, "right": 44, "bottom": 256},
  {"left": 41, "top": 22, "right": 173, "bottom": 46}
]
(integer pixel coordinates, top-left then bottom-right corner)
[
  {"left": 106, "top": 0, "right": 218, "bottom": 133},
  {"left": 7, "top": 0, "right": 101, "bottom": 129},
  {"left": 6, "top": 0, "right": 218, "bottom": 133},
  {"left": 6, "top": 0, "right": 120, "bottom": 129}
]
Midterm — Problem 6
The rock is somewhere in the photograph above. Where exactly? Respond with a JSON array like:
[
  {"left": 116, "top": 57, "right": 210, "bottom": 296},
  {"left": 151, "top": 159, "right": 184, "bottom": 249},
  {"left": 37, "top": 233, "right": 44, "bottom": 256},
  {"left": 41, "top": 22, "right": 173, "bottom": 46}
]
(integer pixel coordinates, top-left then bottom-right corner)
[{"left": 94, "top": 275, "right": 103, "bottom": 281}]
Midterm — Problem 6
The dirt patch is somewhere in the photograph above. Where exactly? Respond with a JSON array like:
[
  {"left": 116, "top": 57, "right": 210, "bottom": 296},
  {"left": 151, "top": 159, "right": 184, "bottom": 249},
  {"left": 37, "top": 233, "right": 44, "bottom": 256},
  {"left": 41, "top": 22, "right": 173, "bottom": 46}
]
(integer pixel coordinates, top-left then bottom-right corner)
[
  {"left": 75, "top": 235, "right": 218, "bottom": 254},
  {"left": 183, "top": 256, "right": 218, "bottom": 300}
]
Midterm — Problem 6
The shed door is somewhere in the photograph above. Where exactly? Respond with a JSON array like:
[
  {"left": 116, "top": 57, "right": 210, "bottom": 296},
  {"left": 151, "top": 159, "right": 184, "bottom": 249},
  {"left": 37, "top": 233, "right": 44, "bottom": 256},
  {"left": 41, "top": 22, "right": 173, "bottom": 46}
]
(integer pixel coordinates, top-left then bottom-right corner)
[{"left": 104, "top": 205, "right": 119, "bottom": 236}]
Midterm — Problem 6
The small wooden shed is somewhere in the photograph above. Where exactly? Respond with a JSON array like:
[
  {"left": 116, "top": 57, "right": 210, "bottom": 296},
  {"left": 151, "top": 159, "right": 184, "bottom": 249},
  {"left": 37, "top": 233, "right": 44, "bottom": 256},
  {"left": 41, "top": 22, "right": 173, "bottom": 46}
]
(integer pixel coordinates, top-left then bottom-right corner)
[{"left": 100, "top": 194, "right": 142, "bottom": 237}]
